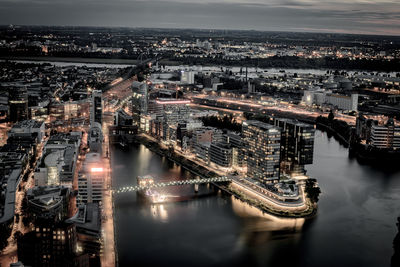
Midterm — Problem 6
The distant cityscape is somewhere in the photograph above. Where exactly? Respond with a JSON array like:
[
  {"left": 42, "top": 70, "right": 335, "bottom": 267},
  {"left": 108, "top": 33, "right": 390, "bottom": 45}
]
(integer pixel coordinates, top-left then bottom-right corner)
[{"left": 0, "top": 26, "right": 399, "bottom": 267}]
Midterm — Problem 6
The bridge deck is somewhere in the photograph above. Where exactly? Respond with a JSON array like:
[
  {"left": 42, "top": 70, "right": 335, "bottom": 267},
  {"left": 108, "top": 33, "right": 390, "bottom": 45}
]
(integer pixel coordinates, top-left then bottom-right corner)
[{"left": 114, "top": 176, "right": 231, "bottom": 194}]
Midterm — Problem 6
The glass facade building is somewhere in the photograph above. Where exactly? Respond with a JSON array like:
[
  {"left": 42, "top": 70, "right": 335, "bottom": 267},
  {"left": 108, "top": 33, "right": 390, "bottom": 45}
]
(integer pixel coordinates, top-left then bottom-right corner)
[{"left": 242, "top": 120, "right": 281, "bottom": 183}]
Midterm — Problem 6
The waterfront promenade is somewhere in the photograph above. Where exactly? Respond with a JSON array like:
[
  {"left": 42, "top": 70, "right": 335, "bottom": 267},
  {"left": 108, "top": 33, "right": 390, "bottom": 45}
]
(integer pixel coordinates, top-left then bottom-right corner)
[{"left": 132, "top": 133, "right": 315, "bottom": 218}]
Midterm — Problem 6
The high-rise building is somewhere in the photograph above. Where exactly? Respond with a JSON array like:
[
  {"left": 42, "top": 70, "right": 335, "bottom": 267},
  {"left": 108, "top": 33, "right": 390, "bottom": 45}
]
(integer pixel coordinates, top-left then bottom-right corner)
[
  {"left": 90, "top": 90, "right": 102, "bottom": 125},
  {"left": 9, "top": 86, "right": 28, "bottom": 122},
  {"left": 272, "top": 118, "right": 315, "bottom": 176},
  {"left": 242, "top": 120, "right": 281, "bottom": 183},
  {"left": 18, "top": 184, "right": 88, "bottom": 267},
  {"left": 131, "top": 81, "right": 148, "bottom": 127},
  {"left": 88, "top": 122, "right": 103, "bottom": 154},
  {"left": 77, "top": 153, "right": 104, "bottom": 204},
  {"left": 17, "top": 222, "right": 88, "bottom": 267}
]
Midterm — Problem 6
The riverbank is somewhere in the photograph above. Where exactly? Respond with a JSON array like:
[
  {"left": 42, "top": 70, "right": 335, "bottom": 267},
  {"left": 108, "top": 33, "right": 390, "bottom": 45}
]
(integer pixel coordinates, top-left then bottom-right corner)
[{"left": 131, "top": 134, "right": 316, "bottom": 218}]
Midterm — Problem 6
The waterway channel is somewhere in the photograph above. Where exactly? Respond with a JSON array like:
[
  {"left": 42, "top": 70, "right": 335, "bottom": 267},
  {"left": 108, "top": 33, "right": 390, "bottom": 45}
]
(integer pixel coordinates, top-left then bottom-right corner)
[{"left": 111, "top": 130, "right": 400, "bottom": 267}]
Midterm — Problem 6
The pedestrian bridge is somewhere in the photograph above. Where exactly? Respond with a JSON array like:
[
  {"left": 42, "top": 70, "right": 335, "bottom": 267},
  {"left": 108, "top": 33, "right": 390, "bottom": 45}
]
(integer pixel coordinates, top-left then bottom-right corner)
[{"left": 113, "top": 176, "right": 232, "bottom": 194}]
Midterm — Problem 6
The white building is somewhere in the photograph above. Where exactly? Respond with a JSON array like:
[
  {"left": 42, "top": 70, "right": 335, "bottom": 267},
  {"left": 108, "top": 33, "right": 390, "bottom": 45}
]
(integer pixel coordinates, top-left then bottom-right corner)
[
  {"left": 180, "top": 70, "right": 195, "bottom": 84},
  {"left": 78, "top": 153, "right": 104, "bottom": 204},
  {"left": 370, "top": 119, "right": 400, "bottom": 150},
  {"left": 325, "top": 93, "right": 358, "bottom": 111},
  {"left": 303, "top": 90, "right": 358, "bottom": 111}
]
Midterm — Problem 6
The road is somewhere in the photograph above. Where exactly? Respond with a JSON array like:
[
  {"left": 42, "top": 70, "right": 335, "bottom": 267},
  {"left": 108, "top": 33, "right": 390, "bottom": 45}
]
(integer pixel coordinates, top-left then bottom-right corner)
[{"left": 0, "top": 141, "right": 44, "bottom": 266}]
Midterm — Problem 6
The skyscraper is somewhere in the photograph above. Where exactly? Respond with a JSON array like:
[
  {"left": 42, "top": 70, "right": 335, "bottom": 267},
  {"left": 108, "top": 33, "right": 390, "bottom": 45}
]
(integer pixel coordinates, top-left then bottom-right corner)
[
  {"left": 242, "top": 120, "right": 281, "bottom": 183},
  {"left": 272, "top": 118, "right": 315, "bottom": 176},
  {"left": 131, "top": 81, "right": 148, "bottom": 128},
  {"left": 90, "top": 90, "right": 102, "bottom": 125}
]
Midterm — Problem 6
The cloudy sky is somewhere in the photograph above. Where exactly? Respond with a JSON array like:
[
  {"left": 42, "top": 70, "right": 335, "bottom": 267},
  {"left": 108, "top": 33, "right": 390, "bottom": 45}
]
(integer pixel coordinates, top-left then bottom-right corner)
[{"left": 0, "top": 0, "right": 399, "bottom": 35}]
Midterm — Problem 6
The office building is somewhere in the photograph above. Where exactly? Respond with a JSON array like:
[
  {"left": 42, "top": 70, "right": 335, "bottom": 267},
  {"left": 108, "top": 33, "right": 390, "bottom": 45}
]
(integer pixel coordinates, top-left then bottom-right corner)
[
  {"left": 370, "top": 118, "right": 400, "bottom": 150},
  {"left": 26, "top": 185, "right": 71, "bottom": 224},
  {"left": 209, "top": 142, "right": 233, "bottom": 167},
  {"left": 132, "top": 81, "right": 148, "bottom": 127},
  {"left": 35, "top": 132, "right": 81, "bottom": 186},
  {"left": 90, "top": 90, "right": 102, "bottom": 125},
  {"left": 273, "top": 118, "right": 315, "bottom": 176},
  {"left": 8, "top": 120, "right": 45, "bottom": 143},
  {"left": 242, "top": 120, "right": 281, "bottom": 183},
  {"left": 77, "top": 153, "right": 104, "bottom": 204},
  {"left": 9, "top": 86, "right": 28, "bottom": 122},
  {"left": 66, "top": 203, "right": 102, "bottom": 266},
  {"left": 115, "top": 109, "right": 133, "bottom": 126},
  {"left": 17, "top": 222, "right": 88, "bottom": 267},
  {"left": 325, "top": 93, "right": 358, "bottom": 111},
  {"left": 89, "top": 122, "right": 103, "bottom": 154}
]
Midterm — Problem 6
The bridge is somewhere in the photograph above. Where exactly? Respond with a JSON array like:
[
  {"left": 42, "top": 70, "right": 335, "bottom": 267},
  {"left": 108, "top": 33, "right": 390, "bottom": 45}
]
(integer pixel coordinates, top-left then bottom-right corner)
[{"left": 113, "top": 176, "right": 232, "bottom": 194}]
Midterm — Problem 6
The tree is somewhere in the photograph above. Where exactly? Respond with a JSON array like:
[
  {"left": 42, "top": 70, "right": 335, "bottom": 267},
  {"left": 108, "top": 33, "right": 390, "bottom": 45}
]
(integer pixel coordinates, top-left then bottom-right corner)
[
  {"left": 328, "top": 110, "right": 335, "bottom": 122},
  {"left": 305, "top": 178, "right": 321, "bottom": 204},
  {"left": 0, "top": 223, "right": 11, "bottom": 251}
]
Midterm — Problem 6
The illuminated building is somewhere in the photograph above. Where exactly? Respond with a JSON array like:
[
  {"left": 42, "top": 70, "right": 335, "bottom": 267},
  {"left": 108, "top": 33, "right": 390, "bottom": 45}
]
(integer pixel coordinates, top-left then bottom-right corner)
[
  {"left": 35, "top": 132, "right": 81, "bottom": 186},
  {"left": 8, "top": 86, "right": 28, "bottom": 122},
  {"left": 180, "top": 70, "right": 195, "bottom": 84},
  {"left": 131, "top": 81, "right": 148, "bottom": 127},
  {"left": 17, "top": 222, "right": 89, "bottom": 267},
  {"left": 209, "top": 142, "right": 233, "bottom": 167},
  {"left": 225, "top": 132, "right": 245, "bottom": 167},
  {"left": 77, "top": 153, "right": 104, "bottom": 204},
  {"left": 242, "top": 120, "right": 281, "bottom": 183},
  {"left": 370, "top": 118, "right": 400, "bottom": 150},
  {"left": 272, "top": 118, "right": 315, "bottom": 176}
]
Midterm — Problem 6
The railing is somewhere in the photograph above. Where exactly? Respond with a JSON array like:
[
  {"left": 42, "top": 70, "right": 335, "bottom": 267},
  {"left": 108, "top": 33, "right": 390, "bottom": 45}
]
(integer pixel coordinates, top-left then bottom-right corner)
[{"left": 113, "top": 176, "right": 231, "bottom": 194}]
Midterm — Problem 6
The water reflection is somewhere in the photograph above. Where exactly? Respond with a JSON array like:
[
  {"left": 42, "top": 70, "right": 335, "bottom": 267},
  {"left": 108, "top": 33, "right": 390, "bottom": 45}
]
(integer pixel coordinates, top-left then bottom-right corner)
[
  {"left": 112, "top": 131, "right": 400, "bottom": 267},
  {"left": 392, "top": 217, "right": 400, "bottom": 267},
  {"left": 150, "top": 204, "right": 169, "bottom": 222}
]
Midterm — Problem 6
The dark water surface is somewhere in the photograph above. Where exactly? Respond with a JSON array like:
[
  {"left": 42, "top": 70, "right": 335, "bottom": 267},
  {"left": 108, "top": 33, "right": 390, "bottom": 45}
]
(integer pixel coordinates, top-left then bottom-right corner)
[{"left": 112, "top": 131, "right": 400, "bottom": 267}]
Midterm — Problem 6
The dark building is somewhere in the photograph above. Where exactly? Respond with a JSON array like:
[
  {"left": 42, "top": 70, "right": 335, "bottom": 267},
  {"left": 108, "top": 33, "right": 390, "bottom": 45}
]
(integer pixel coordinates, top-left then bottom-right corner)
[
  {"left": 8, "top": 86, "right": 28, "bottom": 122},
  {"left": 17, "top": 222, "right": 89, "bottom": 267},
  {"left": 67, "top": 203, "right": 102, "bottom": 267},
  {"left": 90, "top": 90, "right": 102, "bottom": 125},
  {"left": 18, "top": 185, "right": 89, "bottom": 267},
  {"left": 26, "top": 186, "right": 71, "bottom": 224},
  {"left": 131, "top": 81, "right": 148, "bottom": 127},
  {"left": 272, "top": 118, "right": 315, "bottom": 176}
]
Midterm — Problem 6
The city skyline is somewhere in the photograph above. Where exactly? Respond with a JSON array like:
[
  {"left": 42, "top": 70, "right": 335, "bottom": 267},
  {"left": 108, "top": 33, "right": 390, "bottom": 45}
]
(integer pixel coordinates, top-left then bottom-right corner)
[{"left": 0, "top": 0, "right": 399, "bottom": 36}]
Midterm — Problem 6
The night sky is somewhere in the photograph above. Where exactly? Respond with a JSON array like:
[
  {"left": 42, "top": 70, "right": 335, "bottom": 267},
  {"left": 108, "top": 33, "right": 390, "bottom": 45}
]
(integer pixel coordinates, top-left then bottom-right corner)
[{"left": 0, "top": 0, "right": 399, "bottom": 35}]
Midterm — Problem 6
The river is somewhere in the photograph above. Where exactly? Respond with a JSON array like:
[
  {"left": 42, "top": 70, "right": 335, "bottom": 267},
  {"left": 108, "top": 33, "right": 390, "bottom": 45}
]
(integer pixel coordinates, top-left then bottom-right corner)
[{"left": 111, "top": 130, "right": 400, "bottom": 267}]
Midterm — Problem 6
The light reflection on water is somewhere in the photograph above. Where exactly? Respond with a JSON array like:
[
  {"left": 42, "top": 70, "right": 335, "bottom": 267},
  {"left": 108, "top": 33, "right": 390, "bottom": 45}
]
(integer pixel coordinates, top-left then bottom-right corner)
[{"left": 112, "top": 131, "right": 400, "bottom": 267}]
